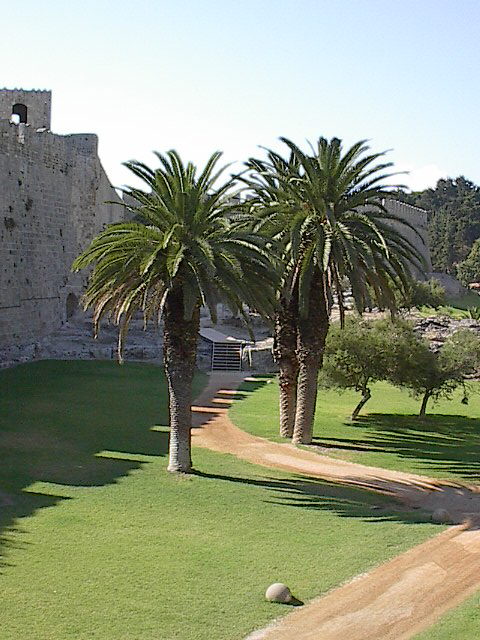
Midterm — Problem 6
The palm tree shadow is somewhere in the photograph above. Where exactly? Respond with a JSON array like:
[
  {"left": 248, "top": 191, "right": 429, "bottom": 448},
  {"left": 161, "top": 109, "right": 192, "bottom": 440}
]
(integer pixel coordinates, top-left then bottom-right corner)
[
  {"left": 0, "top": 491, "right": 65, "bottom": 573},
  {"left": 214, "top": 375, "right": 273, "bottom": 403},
  {"left": 195, "top": 466, "right": 480, "bottom": 532},
  {"left": 193, "top": 470, "right": 435, "bottom": 526},
  {"left": 192, "top": 375, "right": 271, "bottom": 428},
  {"left": 316, "top": 413, "right": 480, "bottom": 481},
  {"left": 0, "top": 360, "right": 174, "bottom": 567}
]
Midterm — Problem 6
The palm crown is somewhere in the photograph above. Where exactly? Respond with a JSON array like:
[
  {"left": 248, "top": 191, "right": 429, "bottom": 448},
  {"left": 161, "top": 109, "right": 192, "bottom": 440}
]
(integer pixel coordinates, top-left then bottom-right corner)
[
  {"left": 246, "top": 137, "right": 425, "bottom": 323},
  {"left": 73, "top": 150, "right": 277, "bottom": 358}
]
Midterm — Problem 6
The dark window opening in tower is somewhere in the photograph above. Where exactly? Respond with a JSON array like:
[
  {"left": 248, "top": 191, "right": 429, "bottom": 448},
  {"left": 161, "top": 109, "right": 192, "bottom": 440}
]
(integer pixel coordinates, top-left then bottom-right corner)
[{"left": 12, "top": 103, "right": 28, "bottom": 124}]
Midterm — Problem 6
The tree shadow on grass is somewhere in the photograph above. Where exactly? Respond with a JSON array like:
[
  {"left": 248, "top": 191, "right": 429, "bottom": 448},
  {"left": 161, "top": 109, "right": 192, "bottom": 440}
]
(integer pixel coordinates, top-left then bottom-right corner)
[
  {"left": 315, "top": 413, "right": 480, "bottom": 482},
  {"left": 0, "top": 360, "right": 176, "bottom": 566},
  {"left": 0, "top": 491, "right": 65, "bottom": 573},
  {"left": 194, "top": 470, "right": 435, "bottom": 527},
  {"left": 196, "top": 375, "right": 272, "bottom": 409},
  {"left": 223, "top": 375, "right": 274, "bottom": 401}
]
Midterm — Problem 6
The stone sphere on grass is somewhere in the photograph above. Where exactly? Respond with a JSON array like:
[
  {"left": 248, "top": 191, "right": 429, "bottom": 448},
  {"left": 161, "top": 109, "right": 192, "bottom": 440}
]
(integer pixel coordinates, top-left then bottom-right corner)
[{"left": 265, "top": 583, "right": 293, "bottom": 603}]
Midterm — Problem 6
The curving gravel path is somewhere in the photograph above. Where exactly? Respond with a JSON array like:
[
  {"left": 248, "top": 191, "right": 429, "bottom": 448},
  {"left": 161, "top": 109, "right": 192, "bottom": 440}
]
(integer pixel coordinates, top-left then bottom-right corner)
[{"left": 191, "top": 373, "right": 480, "bottom": 640}]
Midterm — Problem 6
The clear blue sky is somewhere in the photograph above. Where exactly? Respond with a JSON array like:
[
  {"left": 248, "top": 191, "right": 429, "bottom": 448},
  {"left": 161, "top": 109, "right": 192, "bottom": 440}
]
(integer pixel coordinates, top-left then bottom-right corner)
[{"left": 2, "top": 0, "right": 479, "bottom": 191}]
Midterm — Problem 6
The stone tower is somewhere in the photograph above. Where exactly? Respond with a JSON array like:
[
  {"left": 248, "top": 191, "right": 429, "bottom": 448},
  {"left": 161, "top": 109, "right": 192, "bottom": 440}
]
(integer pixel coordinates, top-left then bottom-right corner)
[
  {"left": 0, "top": 88, "right": 51, "bottom": 129},
  {"left": 0, "top": 89, "right": 123, "bottom": 367}
]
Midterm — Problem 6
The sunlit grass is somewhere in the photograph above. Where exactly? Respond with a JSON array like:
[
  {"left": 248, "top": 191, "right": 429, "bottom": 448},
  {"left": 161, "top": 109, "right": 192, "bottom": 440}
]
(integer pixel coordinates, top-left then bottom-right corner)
[
  {"left": 413, "top": 590, "right": 480, "bottom": 639},
  {"left": 230, "top": 376, "right": 480, "bottom": 638},
  {"left": 230, "top": 378, "right": 480, "bottom": 482},
  {"left": 0, "top": 361, "right": 440, "bottom": 640},
  {"left": 415, "top": 292, "right": 480, "bottom": 318}
]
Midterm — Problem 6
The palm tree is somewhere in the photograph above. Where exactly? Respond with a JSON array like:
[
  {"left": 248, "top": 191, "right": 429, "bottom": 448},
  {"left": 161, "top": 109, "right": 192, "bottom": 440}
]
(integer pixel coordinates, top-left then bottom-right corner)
[
  {"left": 246, "top": 137, "right": 425, "bottom": 443},
  {"left": 72, "top": 150, "right": 277, "bottom": 473},
  {"left": 243, "top": 152, "right": 302, "bottom": 437}
]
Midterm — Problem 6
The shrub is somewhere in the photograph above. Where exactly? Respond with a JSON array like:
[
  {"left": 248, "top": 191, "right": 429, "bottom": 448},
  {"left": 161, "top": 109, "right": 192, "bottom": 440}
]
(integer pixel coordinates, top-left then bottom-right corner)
[
  {"left": 320, "top": 317, "right": 411, "bottom": 419},
  {"left": 457, "top": 239, "right": 480, "bottom": 286},
  {"left": 320, "top": 317, "right": 480, "bottom": 418},
  {"left": 467, "top": 307, "right": 480, "bottom": 321},
  {"left": 399, "top": 278, "right": 446, "bottom": 309},
  {"left": 389, "top": 329, "right": 480, "bottom": 416}
]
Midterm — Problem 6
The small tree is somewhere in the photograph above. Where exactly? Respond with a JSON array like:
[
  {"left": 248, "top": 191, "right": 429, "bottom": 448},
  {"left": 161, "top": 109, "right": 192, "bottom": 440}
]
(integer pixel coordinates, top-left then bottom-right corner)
[
  {"left": 319, "top": 318, "right": 396, "bottom": 420},
  {"left": 396, "top": 278, "right": 446, "bottom": 310},
  {"left": 321, "top": 319, "right": 480, "bottom": 419},
  {"left": 391, "top": 329, "right": 480, "bottom": 416},
  {"left": 457, "top": 238, "right": 480, "bottom": 286}
]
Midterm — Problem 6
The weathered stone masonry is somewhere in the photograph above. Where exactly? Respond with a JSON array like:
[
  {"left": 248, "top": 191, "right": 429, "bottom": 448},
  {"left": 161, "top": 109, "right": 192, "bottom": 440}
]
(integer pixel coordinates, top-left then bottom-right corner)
[
  {"left": 383, "top": 198, "right": 432, "bottom": 275},
  {"left": 0, "top": 89, "right": 122, "bottom": 364}
]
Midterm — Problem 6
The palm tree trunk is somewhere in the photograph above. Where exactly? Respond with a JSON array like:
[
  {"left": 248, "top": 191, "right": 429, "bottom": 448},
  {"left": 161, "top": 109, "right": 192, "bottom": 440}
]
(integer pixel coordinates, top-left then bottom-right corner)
[
  {"left": 274, "top": 296, "right": 299, "bottom": 438},
  {"left": 419, "top": 390, "right": 431, "bottom": 417},
  {"left": 351, "top": 388, "right": 371, "bottom": 420},
  {"left": 278, "top": 362, "right": 298, "bottom": 438},
  {"left": 293, "top": 358, "right": 321, "bottom": 444},
  {"left": 163, "top": 288, "right": 200, "bottom": 473},
  {"left": 293, "top": 270, "right": 329, "bottom": 445}
]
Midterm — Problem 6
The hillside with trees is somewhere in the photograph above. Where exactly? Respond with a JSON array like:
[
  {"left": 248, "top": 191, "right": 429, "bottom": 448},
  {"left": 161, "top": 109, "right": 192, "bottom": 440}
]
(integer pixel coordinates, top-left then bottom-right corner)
[{"left": 395, "top": 177, "right": 480, "bottom": 278}]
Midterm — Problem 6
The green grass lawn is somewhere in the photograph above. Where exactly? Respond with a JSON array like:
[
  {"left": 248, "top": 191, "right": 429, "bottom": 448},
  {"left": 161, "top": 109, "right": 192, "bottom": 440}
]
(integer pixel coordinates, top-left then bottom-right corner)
[
  {"left": 0, "top": 361, "right": 441, "bottom": 640},
  {"left": 231, "top": 376, "right": 480, "bottom": 638},
  {"left": 413, "top": 589, "right": 480, "bottom": 639},
  {"left": 230, "top": 378, "right": 480, "bottom": 483},
  {"left": 416, "top": 304, "right": 469, "bottom": 319}
]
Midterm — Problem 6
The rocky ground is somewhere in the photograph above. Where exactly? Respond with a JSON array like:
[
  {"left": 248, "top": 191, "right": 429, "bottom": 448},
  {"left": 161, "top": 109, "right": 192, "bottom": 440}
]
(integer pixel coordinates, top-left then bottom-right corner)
[
  {"left": 0, "top": 306, "right": 275, "bottom": 371},
  {"left": 412, "top": 315, "right": 480, "bottom": 350},
  {"left": 3, "top": 302, "right": 480, "bottom": 372}
]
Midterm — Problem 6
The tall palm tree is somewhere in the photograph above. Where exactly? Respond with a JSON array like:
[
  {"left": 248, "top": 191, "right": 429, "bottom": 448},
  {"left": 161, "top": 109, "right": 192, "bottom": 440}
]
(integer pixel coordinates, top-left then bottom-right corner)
[
  {"left": 243, "top": 152, "right": 302, "bottom": 437},
  {"left": 246, "top": 137, "right": 425, "bottom": 443},
  {"left": 72, "top": 150, "right": 277, "bottom": 473}
]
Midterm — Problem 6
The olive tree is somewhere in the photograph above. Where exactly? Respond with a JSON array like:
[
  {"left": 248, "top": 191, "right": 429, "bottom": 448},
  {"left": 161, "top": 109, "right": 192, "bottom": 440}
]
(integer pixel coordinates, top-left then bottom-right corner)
[
  {"left": 390, "top": 329, "right": 480, "bottom": 417},
  {"left": 319, "top": 318, "right": 414, "bottom": 419}
]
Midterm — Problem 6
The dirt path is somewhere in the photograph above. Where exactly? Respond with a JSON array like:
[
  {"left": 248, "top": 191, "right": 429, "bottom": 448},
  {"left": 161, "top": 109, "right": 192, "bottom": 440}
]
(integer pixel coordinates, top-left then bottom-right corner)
[{"left": 191, "top": 373, "right": 480, "bottom": 640}]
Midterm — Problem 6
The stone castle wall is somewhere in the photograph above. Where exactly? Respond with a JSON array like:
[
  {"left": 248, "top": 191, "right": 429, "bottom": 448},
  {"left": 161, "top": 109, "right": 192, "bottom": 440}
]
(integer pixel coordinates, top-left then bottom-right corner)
[
  {"left": 0, "top": 117, "right": 122, "bottom": 362},
  {"left": 383, "top": 198, "right": 432, "bottom": 275}
]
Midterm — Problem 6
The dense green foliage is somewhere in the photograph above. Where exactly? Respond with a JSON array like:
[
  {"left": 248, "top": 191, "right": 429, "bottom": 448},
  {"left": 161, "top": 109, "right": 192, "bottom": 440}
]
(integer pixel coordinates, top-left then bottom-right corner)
[
  {"left": 248, "top": 137, "right": 423, "bottom": 320},
  {"left": 0, "top": 361, "right": 439, "bottom": 640},
  {"left": 399, "top": 278, "right": 446, "bottom": 309},
  {"left": 467, "top": 306, "right": 480, "bottom": 320},
  {"left": 230, "top": 377, "right": 480, "bottom": 482},
  {"left": 319, "top": 318, "right": 398, "bottom": 418},
  {"left": 72, "top": 150, "right": 276, "bottom": 355},
  {"left": 457, "top": 238, "right": 480, "bottom": 285},
  {"left": 389, "top": 328, "right": 480, "bottom": 416},
  {"left": 395, "top": 176, "right": 480, "bottom": 274},
  {"left": 320, "top": 318, "right": 480, "bottom": 417}
]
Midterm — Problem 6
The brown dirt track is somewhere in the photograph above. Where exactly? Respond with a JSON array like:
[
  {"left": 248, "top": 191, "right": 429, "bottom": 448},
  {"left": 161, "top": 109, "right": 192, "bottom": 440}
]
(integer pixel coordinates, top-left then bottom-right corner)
[{"left": 191, "top": 373, "right": 480, "bottom": 640}]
